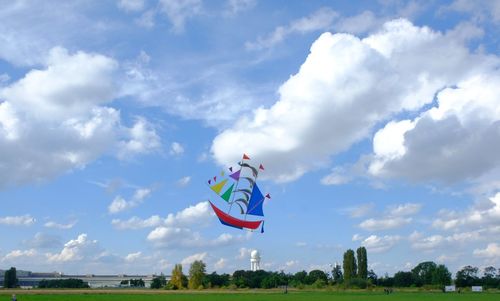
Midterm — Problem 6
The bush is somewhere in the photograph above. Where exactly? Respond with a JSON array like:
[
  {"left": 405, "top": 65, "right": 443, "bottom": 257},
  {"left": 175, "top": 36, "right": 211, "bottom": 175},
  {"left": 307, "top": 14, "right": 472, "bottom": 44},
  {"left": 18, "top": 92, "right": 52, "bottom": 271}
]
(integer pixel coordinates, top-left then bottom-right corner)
[
  {"left": 311, "top": 279, "right": 327, "bottom": 289},
  {"left": 344, "top": 278, "right": 367, "bottom": 289}
]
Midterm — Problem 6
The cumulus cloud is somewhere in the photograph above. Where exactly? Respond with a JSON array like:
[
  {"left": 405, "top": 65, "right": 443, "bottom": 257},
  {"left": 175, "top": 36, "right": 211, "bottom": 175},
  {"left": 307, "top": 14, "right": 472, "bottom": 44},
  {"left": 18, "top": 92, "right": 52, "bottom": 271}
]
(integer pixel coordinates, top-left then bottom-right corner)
[
  {"left": 358, "top": 202, "right": 421, "bottom": 231},
  {"left": 0, "top": 47, "right": 160, "bottom": 187},
  {"left": 1, "top": 249, "right": 37, "bottom": 262},
  {"left": 361, "top": 235, "right": 401, "bottom": 253},
  {"left": 46, "top": 233, "right": 100, "bottom": 263},
  {"left": 409, "top": 230, "right": 484, "bottom": 251},
  {"left": 214, "top": 19, "right": 496, "bottom": 182},
  {"left": 108, "top": 187, "right": 152, "bottom": 214},
  {"left": 359, "top": 217, "right": 412, "bottom": 231},
  {"left": 181, "top": 252, "right": 207, "bottom": 265},
  {"left": 112, "top": 201, "right": 212, "bottom": 229},
  {"left": 0, "top": 214, "right": 35, "bottom": 226},
  {"left": 44, "top": 220, "right": 77, "bottom": 230},
  {"left": 125, "top": 251, "right": 142, "bottom": 262},
  {"left": 432, "top": 192, "right": 500, "bottom": 231},
  {"left": 473, "top": 243, "right": 500, "bottom": 258}
]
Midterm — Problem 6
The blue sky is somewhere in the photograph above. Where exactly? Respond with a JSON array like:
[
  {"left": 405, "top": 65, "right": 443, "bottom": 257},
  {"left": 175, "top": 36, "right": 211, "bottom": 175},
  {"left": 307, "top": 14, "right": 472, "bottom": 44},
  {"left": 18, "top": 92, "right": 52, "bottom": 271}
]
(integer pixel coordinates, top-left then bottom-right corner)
[{"left": 1, "top": 0, "right": 500, "bottom": 276}]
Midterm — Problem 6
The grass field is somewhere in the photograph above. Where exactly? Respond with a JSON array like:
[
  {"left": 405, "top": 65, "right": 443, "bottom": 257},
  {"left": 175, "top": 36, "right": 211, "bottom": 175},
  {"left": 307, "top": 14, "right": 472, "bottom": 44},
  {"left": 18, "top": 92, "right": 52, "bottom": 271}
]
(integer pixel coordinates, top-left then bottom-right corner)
[{"left": 1, "top": 290, "right": 500, "bottom": 301}]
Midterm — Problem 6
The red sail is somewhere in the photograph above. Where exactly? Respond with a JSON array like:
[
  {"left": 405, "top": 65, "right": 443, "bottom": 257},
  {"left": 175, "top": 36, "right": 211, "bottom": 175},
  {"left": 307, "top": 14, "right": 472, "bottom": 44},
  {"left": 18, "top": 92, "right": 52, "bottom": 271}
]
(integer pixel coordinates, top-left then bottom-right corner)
[{"left": 209, "top": 201, "right": 262, "bottom": 230}]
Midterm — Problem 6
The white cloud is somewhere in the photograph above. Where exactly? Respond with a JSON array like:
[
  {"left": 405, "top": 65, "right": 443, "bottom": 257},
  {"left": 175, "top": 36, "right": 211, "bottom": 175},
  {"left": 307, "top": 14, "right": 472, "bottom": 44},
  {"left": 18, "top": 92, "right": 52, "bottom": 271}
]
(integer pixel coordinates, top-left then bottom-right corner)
[
  {"left": 359, "top": 217, "right": 412, "bottom": 231},
  {"left": 118, "top": 118, "right": 161, "bottom": 159},
  {"left": 0, "top": 214, "right": 35, "bottom": 226},
  {"left": 432, "top": 192, "right": 500, "bottom": 231},
  {"left": 388, "top": 203, "right": 422, "bottom": 216},
  {"left": 112, "top": 201, "right": 212, "bottom": 229},
  {"left": 2, "top": 249, "right": 37, "bottom": 262},
  {"left": 117, "top": 0, "right": 145, "bottom": 12},
  {"left": 125, "top": 251, "right": 142, "bottom": 262},
  {"left": 181, "top": 252, "right": 207, "bottom": 265},
  {"left": 246, "top": 7, "right": 338, "bottom": 50},
  {"left": 238, "top": 247, "right": 252, "bottom": 259},
  {"left": 473, "top": 243, "right": 500, "bottom": 258},
  {"left": 170, "top": 142, "right": 185, "bottom": 155},
  {"left": 46, "top": 234, "right": 100, "bottom": 263},
  {"left": 361, "top": 234, "right": 401, "bottom": 253},
  {"left": 215, "top": 19, "right": 494, "bottom": 182},
  {"left": 409, "top": 230, "right": 484, "bottom": 251},
  {"left": 44, "top": 220, "right": 77, "bottom": 229},
  {"left": 0, "top": 47, "right": 160, "bottom": 187},
  {"left": 159, "top": 0, "right": 202, "bottom": 34},
  {"left": 23, "top": 233, "right": 61, "bottom": 249},
  {"left": 335, "top": 11, "right": 380, "bottom": 34},
  {"left": 108, "top": 187, "right": 152, "bottom": 214},
  {"left": 321, "top": 167, "right": 351, "bottom": 185},
  {"left": 352, "top": 234, "right": 363, "bottom": 241},
  {"left": 224, "top": 0, "right": 256, "bottom": 16},
  {"left": 343, "top": 203, "right": 375, "bottom": 218},
  {"left": 214, "top": 257, "right": 226, "bottom": 270},
  {"left": 112, "top": 215, "right": 163, "bottom": 230},
  {"left": 176, "top": 176, "right": 191, "bottom": 187}
]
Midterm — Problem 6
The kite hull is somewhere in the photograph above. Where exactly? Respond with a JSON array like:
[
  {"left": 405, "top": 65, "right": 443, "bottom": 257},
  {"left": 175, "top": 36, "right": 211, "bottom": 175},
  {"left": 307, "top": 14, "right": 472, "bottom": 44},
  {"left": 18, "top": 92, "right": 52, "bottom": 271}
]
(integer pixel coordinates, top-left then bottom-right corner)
[{"left": 209, "top": 201, "right": 263, "bottom": 230}]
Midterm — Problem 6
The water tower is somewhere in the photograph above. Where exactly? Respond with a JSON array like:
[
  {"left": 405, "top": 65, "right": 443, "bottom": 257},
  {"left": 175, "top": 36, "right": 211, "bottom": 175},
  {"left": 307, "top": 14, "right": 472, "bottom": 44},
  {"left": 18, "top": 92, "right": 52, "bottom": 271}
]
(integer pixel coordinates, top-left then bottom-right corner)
[{"left": 250, "top": 250, "right": 261, "bottom": 271}]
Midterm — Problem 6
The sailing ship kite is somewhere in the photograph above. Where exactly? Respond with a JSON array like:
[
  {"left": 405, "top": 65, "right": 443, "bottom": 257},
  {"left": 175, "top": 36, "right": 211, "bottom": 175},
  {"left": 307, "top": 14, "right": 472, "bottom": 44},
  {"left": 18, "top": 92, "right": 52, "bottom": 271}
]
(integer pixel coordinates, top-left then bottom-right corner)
[{"left": 207, "top": 154, "right": 270, "bottom": 233}]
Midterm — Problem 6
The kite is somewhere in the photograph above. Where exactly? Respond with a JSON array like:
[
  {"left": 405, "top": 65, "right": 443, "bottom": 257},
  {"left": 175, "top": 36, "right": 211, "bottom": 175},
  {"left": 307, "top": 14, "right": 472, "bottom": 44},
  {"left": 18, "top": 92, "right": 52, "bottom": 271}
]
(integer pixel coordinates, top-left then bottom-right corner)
[{"left": 207, "top": 154, "right": 270, "bottom": 233}]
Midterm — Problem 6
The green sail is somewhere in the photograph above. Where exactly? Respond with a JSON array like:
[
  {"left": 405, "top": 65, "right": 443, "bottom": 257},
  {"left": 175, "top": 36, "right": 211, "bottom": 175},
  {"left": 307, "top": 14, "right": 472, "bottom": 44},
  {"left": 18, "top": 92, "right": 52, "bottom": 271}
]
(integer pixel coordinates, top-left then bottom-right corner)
[{"left": 220, "top": 183, "right": 234, "bottom": 202}]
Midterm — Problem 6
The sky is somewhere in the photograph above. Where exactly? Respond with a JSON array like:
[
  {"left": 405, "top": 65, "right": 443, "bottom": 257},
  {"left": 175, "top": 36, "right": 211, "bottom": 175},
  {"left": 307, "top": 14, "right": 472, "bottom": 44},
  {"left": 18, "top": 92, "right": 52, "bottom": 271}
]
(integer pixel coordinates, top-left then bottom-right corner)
[{"left": 1, "top": 0, "right": 500, "bottom": 277}]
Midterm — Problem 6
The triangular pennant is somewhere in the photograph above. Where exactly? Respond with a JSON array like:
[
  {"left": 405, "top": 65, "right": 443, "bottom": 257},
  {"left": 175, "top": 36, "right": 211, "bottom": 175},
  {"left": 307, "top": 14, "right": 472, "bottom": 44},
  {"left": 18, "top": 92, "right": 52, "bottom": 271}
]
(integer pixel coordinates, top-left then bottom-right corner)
[
  {"left": 243, "top": 154, "right": 250, "bottom": 160},
  {"left": 261, "top": 221, "right": 265, "bottom": 233},
  {"left": 221, "top": 183, "right": 234, "bottom": 202},
  {"left": 210, "top": 179, "right": 228, "bottom": 194},
  {"left": 229, "top": 170, "right": 241, "bottom": 181},
  {"left": 229, "top": 166, "right": 233, "bottom": 172},
  {"left": 208, "top": 180, "right": 211, "bottom": 185},
  {"left": 259, "top": 164, "right": 265, "bottom": 170},
  {"left": 265, "top": 193, "right": 271, "bottom": 199},
  {"left": 213, "top": 176, "right": 217, "bottom": 182}
]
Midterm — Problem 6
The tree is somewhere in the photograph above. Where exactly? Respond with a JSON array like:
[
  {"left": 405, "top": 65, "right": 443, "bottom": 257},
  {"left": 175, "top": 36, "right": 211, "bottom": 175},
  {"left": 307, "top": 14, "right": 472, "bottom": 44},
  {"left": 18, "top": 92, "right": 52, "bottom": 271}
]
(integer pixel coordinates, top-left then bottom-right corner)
[
  {"left": 482, "top": 266, "right": 498, "bottom": 288},
  {"left": 431, "top": 264, "right": 451, "bottom": 286},
  {"left": 4, "top": 267, "right": 18, "bottom": 288},
  {"left": 307, "top": 270, "right": 328, "bottom": 285},
  {"left": 188, "top": 260, "right": 207, "bottom": 289},
  {"left": 343, "top": 249, "right": 357, "bottom": 282},
  {"left": 293, "top": 270, "right": 307, "bottom": 285},
  {"left": 393, "top": 271, "right": 414, "bottom": 287},
  {"left": 331, "top": 264, "right": 343, "bottom": 284},
  {"left": 411, "top": 261, "right": 437, "bottom": 286},
  {"left": 367, "top": 269, "right": 377, "bottom": 284},
  {"left": 170, "top": 264, "right": 186, "bottom": 289},
  {"left": 356, "top": 247, "right": 368, "bottom": 280},
  {"left": 150, "top": 275, "right": 166, "bottom": 289},
  {"left": 455, "top": 265, "right": 479, "bottom": 287},
  {"left": 203, "top": 272, "right": 230, "bottom": 288}
]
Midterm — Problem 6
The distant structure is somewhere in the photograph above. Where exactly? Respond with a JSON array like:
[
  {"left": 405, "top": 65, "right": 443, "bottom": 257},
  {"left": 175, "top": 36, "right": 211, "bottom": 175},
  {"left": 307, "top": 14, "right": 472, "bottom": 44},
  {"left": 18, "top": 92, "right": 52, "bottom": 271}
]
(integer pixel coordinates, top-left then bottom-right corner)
[{"left": 250, "top": 250, "right": 261, "bottom": 271}]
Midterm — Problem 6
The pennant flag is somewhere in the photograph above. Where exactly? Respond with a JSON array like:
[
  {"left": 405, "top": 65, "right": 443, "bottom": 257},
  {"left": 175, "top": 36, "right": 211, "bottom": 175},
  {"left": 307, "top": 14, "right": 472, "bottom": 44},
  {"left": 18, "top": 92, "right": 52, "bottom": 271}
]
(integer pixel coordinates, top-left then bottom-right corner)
[
  {"left": 229, "top": 170, "right": 241, "bottom": 181},
  {"left": 229, "top": 166, "right": 233, "bottom": 172},
  {"left": 261, "top": 221, "right": 265, "bottom": 233},
  {"left": 213, "top": 176, "right": 217, "bottom": 182},
  {"left": 221, "top": 184, "right": 234, "bottom": 202},
  {"left": 243, "top": 154, "right": 250, "bottom": 160},
  {"left": 210, "top": 179, "right": 228, "bottom": 194},
  {"left": 208, "top": 180, "right": 211, "bottom": 185},
  {"left": 265, "top": 193, "right": 271, "bottom": 199},
  {"left": 259, "top": 164, "right": 265, "bottom": 170}
]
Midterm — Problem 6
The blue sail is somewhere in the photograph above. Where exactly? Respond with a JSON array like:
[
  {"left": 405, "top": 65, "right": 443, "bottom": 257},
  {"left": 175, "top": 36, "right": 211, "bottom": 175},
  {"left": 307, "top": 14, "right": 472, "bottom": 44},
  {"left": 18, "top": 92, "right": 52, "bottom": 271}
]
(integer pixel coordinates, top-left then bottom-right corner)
[{"left": 246, "top": 183, "right": 264, "bottom": 216}]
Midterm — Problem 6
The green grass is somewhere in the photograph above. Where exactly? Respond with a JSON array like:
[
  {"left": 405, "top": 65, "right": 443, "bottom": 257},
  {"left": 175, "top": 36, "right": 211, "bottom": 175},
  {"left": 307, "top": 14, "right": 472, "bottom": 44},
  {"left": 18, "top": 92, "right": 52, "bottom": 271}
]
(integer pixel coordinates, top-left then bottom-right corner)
[{"left": 2, "top": 291, "right": 500, "bottom": 301}]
